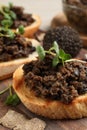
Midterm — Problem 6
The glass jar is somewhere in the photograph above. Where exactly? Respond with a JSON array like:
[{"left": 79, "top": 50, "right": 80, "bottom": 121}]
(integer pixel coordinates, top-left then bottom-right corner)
[{"left": 62, "top": 0, "right": 87, "bottom": 34}]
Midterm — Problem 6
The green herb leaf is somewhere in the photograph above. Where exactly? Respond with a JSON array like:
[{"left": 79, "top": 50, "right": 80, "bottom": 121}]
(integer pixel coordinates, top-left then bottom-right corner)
[
  {"left": 0, "top": 27, "right": 15, "bottom": 39},
  {"left": 59, "top": 49, "right": 71, "bottom": 61},
  {"left": 4, "top": 13, "right": 11, "bottom": 20},
  {"left": 1, "top": 19, "right": 13, "bottom": 28},
  {"left": 52, "top": 55, "right": 60, "bottom": 67},
  {"left": 9, "top": 11, "right": 16, "bottom": 20},
  {"left": 59, "top": 49, "right": 66, "bottom": 59},
  {"left": 18, "top": 25, "right": 25, "bottom": 34},
  {"left": 63, "top": 53, "right": 72, "bottom": 61},
  {"left": 9, "top": 2, "right": 13, "bottom": 8},
  {"left": 0, "top": 85, "right": 20, "bottom": 106},
  {"left": 0, "top": 27, "right": 6, "bottom": 32},
  {"left": 3, "top": 6, "right": 10, "bottom": 13},
  {"left": 5, "top": 94, "right": 20, "bottom": 106},
  {"left": 7, "top": 30, "right": 15, "bottom": 39},
  {"left": 36, "top": 41, "right": 72, "bottom": 66},
  {"left": 36, "top": 46, "right": 45, "bottom": 61},
  {"left": 53, "top": 41, "right": 59, "bottom": 55}
]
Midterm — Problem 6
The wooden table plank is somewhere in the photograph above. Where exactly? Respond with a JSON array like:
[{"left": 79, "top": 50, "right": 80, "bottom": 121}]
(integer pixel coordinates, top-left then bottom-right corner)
[{"left": 0, "top": 126, "right": 10, "bottom": 130}]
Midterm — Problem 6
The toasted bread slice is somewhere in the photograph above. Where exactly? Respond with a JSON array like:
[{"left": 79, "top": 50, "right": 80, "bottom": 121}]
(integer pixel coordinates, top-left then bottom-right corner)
[
  {"left": 13, "top": 15, "right": 41, "bottom": 38},
  {"left": 24, "top": 15, "right": 41, "bottom": 38},
  {"left": 0, "top": 39, "right": 40, "bottom": 80},
  {"left": 13, "top": 59, "right": 87, "bottom": 119}
]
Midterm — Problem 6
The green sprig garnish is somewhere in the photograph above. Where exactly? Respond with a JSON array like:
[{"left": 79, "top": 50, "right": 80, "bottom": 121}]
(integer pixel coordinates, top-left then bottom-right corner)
[
  {"left": 1, "top": 19, "right": 13, "bottom": 28},
  {"left": 0, "top": 3, "right": 17, "bottom": 21},
  {"left": 36, "top": 45, "right": 46, "bottom": 61},
  {"left": 17, "top": 25, "right": 25, "bottom": 34},
  {"left": 0, "top": 85, "right": 20, "bottom": 106},
  {"left": 0, "top": 27, "right": 15, "bottom": 39},
  {"left": 9, "top": 2, "right": 13, "bottom": 8},
  {"left": 0, "top": 3, "right": 17, "bottom": 28},
  {"left": 36, "top": 41, "right": 71, "bottom": 67},
  {"left": 7, "top": 29, "right": 16, "bottom": 39},
  {"left": 0, "top": 25, "right": 24, "bottom": 39},
  {"left": 0, "top": 3, "right": 25, "bottom": 39}
]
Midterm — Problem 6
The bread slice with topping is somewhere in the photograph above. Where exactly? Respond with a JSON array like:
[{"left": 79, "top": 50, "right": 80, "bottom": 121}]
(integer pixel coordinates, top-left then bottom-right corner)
[
  {"left": 0, "top": 4, "right": 41, "bottom": 38},
  {"left": 23, "top": 15, "right": 41, "bottom": 38},
  {"left": 13, "top": 58, "right": 87, "bottom": 119},
  {"left": 13, "top": 14, "right": 41, "bottom": 38},
  {"left": 0, "top": 39, "right": 40, "bottom": 80}
]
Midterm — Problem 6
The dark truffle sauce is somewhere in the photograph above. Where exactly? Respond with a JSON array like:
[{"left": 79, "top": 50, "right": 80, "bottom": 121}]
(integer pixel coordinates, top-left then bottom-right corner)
[
  {"left": 23, "top": 55, "right": 87, "bottom": 104},
  {"left": 0, "top": 34, "right": 35, "bottom": 62},
  {"left": 0, "top": 6, "right": 35, "bottom": 29}
]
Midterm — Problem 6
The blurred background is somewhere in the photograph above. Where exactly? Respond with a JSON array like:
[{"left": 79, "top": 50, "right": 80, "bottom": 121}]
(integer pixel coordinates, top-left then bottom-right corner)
[{"left": 0, "top": 0, "right": 62, "bottom": 29}]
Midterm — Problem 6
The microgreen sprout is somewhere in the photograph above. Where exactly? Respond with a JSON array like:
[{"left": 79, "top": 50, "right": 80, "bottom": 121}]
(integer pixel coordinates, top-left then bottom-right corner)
[
  {"left": 0, "top": 27, "right": 15, "bottom": 39},
  {"left": 9, "top": 2, "right": 13, "bottom": 8},
  {"left": 0, "top": 85, "right": 20, "bottom": 106},
  {"left": 0, "top": 3, "right": 17, "bottom": 28},
  {"left": 0, "top": 3, "right": 17, "bottom": 21},
  {"left": 0, "top": 3, "right": 25, "bottom": 39},
  {"left": 1, "top": 19, "right": 13, "bottom": 28},
  {"left": 36, "top": 41, "right": 72, "bottom": 67},
  {"left": 0, "top": 24, "right": 24, "bottom": 39},
  {"left": 17, "top": 25, "right": 25, "bottom": 34}
]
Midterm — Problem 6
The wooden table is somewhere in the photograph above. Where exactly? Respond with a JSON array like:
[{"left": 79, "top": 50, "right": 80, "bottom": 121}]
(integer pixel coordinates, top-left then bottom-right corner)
[{"left": 0, "top": 49, "right": 87, "bottom": 130}]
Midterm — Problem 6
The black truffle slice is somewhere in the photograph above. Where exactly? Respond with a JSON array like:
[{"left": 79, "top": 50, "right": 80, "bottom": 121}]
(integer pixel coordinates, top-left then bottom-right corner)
[{"left": 43, "top": 26, "right": 82, "bottom": 57}]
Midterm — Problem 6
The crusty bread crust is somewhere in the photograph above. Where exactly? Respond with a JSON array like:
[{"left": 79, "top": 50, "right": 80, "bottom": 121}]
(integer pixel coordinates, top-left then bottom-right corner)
[
  {"left": 13, "top": 59, "right": 87, "bottom": 119},
  {"left": 0, "top": 39, "right": 40, "bottom": 80},
  {"left": 24, "top": 15, "right": 41, "bottom": 38},
  {"left": 13, "top": 15, "right": 41, "bottom": 38}
]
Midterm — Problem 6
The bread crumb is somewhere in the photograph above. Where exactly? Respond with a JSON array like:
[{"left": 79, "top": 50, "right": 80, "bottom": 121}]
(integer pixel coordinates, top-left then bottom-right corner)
[{"left": 0, "top": 110, "right": 46, "bottom": 130}]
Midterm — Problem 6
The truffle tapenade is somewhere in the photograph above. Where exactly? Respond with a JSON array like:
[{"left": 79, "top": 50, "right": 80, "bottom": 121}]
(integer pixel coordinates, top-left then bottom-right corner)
[
  {"left": 0, "top": 5, "right": 35, "bottom": 29},
  {"left": 0, "top": 34, "right": 35, "bottom": 62},
  {"left": 23, "top": 55, "right": 87, "bottom": 104}
]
